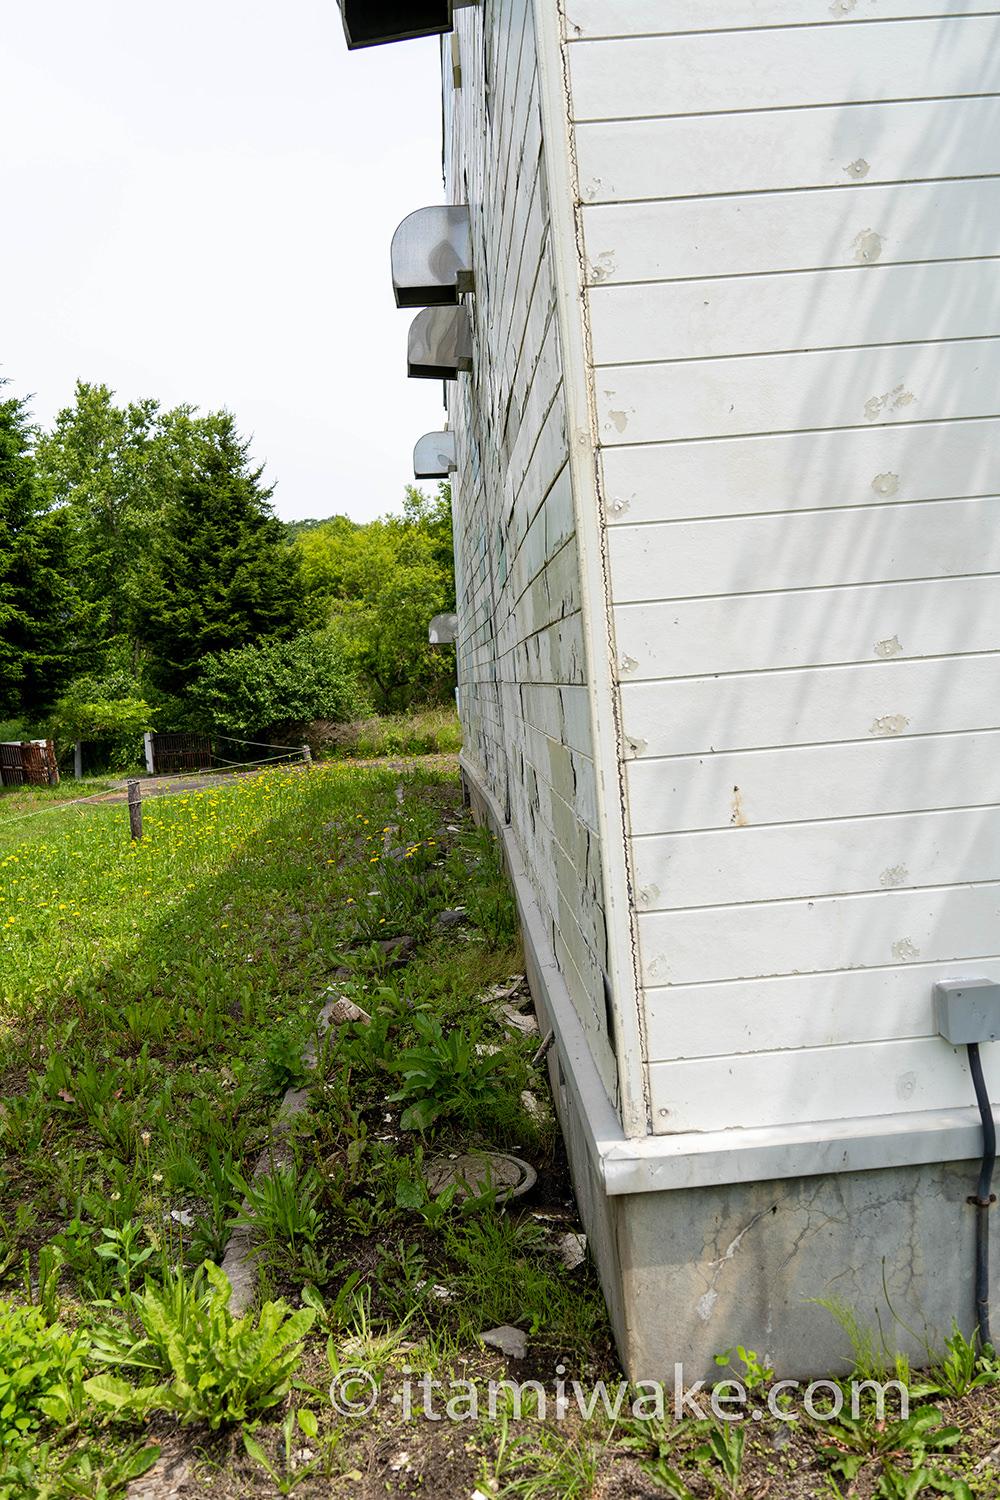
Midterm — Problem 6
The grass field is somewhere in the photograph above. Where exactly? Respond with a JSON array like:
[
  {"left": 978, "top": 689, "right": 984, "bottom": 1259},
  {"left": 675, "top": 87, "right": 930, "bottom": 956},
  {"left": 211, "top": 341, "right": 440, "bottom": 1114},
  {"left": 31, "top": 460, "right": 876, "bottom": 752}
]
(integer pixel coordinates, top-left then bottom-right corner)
[{"left": 1, "top": 760, "right": 999, "bottom": 1499}]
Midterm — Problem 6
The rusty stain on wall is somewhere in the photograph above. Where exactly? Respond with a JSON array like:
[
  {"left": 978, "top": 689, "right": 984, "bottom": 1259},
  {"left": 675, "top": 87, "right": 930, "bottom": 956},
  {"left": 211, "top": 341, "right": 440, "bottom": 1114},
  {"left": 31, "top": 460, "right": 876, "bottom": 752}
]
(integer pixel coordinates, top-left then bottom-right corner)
[{"left": 730, "top": 786, "right": 749, "bottom": 826}]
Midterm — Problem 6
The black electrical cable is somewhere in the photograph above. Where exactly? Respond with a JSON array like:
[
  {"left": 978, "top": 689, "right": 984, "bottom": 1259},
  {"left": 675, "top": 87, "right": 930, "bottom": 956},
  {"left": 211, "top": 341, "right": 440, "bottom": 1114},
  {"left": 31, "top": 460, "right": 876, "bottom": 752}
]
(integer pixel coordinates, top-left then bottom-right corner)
[{"left": 966, "top": 1041, "right": 996, "bottom": 1351}]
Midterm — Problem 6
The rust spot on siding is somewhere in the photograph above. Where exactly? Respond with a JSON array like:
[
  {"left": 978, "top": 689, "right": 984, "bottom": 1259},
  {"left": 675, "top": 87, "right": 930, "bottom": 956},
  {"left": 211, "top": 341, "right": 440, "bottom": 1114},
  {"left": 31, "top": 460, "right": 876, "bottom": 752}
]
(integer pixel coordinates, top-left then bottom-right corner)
[{"left": 730, "top": 786, "right": 748, "bottom": 826}]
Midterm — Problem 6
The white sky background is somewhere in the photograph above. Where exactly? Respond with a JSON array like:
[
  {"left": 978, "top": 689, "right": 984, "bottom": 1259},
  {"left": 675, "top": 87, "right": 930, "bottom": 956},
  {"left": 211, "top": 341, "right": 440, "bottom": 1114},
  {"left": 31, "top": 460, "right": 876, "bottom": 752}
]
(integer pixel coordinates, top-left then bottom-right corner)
[{"left": 0, "top": 1, "right": 447, "bottom": 524}]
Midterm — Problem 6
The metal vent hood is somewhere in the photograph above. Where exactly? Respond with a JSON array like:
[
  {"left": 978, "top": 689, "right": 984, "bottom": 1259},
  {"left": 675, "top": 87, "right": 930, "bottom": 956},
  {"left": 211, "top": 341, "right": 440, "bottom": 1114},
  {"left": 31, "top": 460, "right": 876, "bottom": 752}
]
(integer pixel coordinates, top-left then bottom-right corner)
[
  {"left": 338, "top": 0, "right": 475, "bottom": 50},
  {"left": 392, "top": 206, "right": 471, "bottom": 307},
  {"left": 428, "top": 613, "right": 459, "bottom": 645},
  {"left": 413, "top": 431, "right": 457, "bottom": 478},
  {"left": 407, "top": 307, "right": 473, "bottom": 379}
]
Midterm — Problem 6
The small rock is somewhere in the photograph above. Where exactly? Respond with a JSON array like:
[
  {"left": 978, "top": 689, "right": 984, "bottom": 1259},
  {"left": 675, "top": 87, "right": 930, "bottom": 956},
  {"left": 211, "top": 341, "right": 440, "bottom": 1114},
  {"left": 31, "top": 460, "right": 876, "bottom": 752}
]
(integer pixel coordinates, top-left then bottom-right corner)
[
  {"left": 438, "top": 908, "right": 468, "bottom": 929},
  {"left": 328, "top": 998, "right": 371, "bottom": 1026},
  {"left": 481, "top": 1325, "right": 527, "bottom": 1360},
  {"left": 520, "top": 1090, "right": 545, "bottom": 1121},
  {"left": 771, "top": 1423, "right": 794, "bottom": 1452},
  {"left": 389, "top": 1451, "right": 410, "bottom": 1472},
  {"left": 169, "top": 1209, "right": 195, "bottom": 1227},
  {"left": 482, "top": 976, "right": 525, "bottom": 1004},
  {"left": 377, "top": 935, "right": 417, "bottom": 967},
  {"left": 500, "top": 1004, "right": 538, "bottom": 1036},
  {"left": 558, "top": 1232, "right": 587, "bottom": 1270},
  {"left": 415, "top": 1280, "right": 454, "bottom": 1301}
]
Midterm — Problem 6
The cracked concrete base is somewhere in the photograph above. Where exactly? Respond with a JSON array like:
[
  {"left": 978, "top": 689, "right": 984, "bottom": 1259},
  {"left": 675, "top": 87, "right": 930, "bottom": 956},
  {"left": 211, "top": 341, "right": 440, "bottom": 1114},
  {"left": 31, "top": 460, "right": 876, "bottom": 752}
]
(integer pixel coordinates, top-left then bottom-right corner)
[{"left": 573, "top": 1150, "right": 991, "bottom": 1385}]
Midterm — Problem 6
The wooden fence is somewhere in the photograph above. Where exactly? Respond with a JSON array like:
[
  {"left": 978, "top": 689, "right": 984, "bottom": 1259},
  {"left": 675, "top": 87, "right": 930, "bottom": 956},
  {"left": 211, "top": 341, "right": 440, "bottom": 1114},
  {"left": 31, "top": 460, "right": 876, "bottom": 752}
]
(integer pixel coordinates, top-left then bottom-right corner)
[
  {"left": 148, "top": 733, "right": 212, "bottom": 775},
  {"left": 0, "top": 740, "right": 60, "bottom": 787}
]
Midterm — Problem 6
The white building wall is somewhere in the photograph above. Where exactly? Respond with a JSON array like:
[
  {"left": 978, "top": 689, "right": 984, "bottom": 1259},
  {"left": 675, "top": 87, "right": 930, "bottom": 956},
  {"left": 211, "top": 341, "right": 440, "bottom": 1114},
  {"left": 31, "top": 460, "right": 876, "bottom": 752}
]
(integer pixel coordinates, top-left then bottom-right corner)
[
  {"left": 563, "top": 0, "right": 1000, "bottom": 1134},
  {"left": 444, "top": 0, "right": 624, "bottom": 1104}
]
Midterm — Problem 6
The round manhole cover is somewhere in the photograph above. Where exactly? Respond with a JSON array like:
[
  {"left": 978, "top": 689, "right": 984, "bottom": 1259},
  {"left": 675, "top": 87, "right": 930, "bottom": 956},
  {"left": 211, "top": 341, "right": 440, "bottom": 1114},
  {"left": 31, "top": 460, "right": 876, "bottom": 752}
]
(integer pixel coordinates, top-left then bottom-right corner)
[{"left": 424, "top": 1151, "right": 536, "bottom": 1203}]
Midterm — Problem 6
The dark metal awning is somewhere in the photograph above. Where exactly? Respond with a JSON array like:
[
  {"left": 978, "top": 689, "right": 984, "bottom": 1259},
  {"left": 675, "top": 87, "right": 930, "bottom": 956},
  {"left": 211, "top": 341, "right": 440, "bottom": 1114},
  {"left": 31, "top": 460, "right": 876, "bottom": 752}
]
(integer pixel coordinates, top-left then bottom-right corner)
[{"left": 338, "top": 0, "right": 451, "bottom": 49}]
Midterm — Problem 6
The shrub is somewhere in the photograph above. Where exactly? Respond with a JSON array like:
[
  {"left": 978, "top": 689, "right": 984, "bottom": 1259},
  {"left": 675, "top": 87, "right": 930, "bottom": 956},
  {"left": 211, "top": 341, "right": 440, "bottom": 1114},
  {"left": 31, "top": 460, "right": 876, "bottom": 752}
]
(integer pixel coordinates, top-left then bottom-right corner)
[
  {"left": 0, "top": 1301, "right": 90, "bottom": 1446},
  {"left": 188, "top": 631, "right": 368, "bottom": 739}
]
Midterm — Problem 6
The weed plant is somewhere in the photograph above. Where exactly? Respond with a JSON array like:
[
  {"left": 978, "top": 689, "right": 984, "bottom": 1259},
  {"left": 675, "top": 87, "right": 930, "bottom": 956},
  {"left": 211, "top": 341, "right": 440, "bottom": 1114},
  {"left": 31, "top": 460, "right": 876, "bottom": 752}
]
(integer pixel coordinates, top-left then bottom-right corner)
[{"left": 0, "top": 755, "right": 622, "bottom": 1492}]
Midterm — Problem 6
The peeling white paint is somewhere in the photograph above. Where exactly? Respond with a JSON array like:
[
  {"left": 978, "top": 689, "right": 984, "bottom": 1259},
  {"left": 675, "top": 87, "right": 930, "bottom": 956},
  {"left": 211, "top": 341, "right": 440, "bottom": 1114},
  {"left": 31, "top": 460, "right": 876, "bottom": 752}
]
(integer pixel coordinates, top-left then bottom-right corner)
[
  {"left": 892, "top": 937, "right": 921, "bottom": 962},
  {"left": 874, "top": 635, "right": 903, "bottom": 659},
  {"left": 844, "top": 157, "right": 870, "bottom": 180},
  {"left": 853, "top": 228, "right": 884, "bottom": 264},
  {"left": 871, "top": 472, "right": 899, "bottom": 497},
  {"left": 864, "top": 385, "right": 916, "bottom": 423},
  {"left": 880, "top": 865, "right": 909, "bottom": 888},
  {"left": 589, "top": 250, "right": 617, "bottom": 282},
  {"left": 870, "top": 714, "right": 909, "bottom": 736}
]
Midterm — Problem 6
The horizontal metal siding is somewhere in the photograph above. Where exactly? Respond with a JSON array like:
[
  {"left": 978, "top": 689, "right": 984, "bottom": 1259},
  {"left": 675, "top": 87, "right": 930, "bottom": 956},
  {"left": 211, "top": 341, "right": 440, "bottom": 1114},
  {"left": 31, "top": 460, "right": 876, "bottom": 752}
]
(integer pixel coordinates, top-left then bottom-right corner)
[
  {"left": 446, "top": 0, "right": 618, "bottom": 1099},
  {"left": 564, "top": 4, "right": 1000, "bottom": 1132}
]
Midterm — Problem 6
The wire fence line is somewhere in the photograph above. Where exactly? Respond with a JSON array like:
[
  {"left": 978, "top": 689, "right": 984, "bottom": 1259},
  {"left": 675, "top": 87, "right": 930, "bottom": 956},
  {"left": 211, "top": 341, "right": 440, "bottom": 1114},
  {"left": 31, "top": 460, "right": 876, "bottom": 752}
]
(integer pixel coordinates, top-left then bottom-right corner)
[
  {"left": 215, "top": 733, "right": 311, "bottom": 752},
  {"left": 0, "top": 747, "right": 311, "bottom": 829}
]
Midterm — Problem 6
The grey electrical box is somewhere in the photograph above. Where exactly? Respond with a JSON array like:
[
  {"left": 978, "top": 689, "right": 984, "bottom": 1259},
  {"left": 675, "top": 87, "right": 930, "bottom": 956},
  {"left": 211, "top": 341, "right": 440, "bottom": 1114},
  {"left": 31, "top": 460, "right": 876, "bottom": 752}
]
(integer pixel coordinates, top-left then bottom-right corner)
[{"left": 934, "top": 978, "right": 1000, "bottom": 1044}]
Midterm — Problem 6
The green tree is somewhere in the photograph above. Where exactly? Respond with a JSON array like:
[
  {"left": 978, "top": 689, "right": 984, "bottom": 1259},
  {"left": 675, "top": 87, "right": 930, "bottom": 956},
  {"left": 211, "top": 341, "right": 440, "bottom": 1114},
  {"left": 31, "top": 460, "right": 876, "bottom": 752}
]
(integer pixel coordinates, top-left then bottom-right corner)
[
  {"left": 135, "top": 413, "right": 308, "bottom": 697},
  {"left": 0, "top": 388, "right": 77, "bottom": 718},
  {"left": 188, "top": 631, "right": 367, "bottom": 738},
  {"left": 35, "top": 382, "right": 247, "bottom": 673},
  {"left": 298, "top": 484, "right": 455, "bottom": 712}
]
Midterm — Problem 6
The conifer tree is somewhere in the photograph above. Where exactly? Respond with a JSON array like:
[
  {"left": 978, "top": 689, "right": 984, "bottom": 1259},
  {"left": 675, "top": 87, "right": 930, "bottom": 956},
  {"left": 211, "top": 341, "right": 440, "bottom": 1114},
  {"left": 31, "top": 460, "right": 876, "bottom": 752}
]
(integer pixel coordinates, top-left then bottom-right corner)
[
  {"left": 0, "top": 389, "right": 77, "bottom": 718},
  {"left": 135, "top": 412, "right": 307, "bottom": 695}
]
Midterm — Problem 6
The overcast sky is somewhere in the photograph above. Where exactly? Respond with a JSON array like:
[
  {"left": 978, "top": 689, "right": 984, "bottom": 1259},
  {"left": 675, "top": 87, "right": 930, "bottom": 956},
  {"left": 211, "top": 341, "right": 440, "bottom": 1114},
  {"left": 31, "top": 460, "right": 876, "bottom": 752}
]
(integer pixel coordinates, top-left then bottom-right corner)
[{"left": 0, "top": 1, "right": 447, "bottom": 524}]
